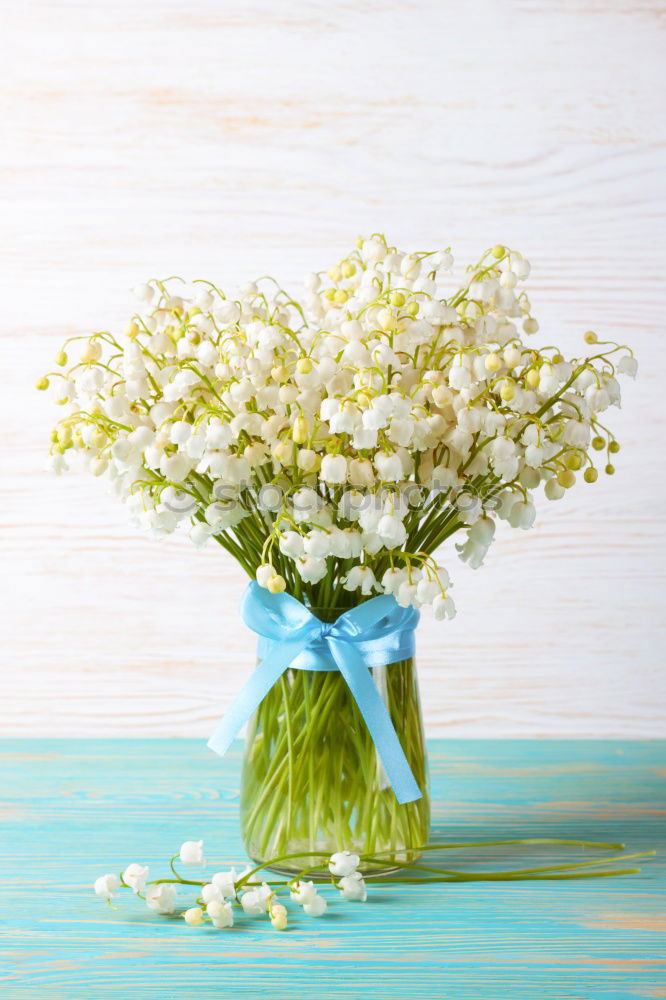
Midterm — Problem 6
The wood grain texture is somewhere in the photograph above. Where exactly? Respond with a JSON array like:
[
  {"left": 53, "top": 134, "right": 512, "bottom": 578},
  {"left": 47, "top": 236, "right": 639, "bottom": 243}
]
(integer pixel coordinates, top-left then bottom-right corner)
[
  {"left": 0, "top": 738, "right": 664, "bottom": 999},
  {"left": 1, "top": 0, "right": 665, "bottom": 737}
]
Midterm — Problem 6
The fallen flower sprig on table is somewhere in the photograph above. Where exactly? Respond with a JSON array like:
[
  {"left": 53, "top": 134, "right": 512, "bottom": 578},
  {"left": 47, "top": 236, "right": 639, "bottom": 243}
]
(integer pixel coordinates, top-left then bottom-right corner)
[{"left": 94, "top": 839, "right": 655, "bottom": 932}]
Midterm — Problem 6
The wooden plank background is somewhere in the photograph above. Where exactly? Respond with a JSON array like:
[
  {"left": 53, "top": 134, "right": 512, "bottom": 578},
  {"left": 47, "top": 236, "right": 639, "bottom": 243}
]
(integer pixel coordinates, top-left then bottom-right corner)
[
  {"left": 1, "top": 738, "right": 664, "bottom": 999},
  {"left": 1, "top": 0, "right": 665, "bottom": 737}
]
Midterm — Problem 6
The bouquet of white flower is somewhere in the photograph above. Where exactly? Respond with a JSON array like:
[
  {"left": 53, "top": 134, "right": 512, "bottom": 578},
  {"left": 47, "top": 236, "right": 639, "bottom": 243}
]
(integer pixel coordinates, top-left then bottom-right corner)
[{"left": 41, "top": 236, "right": 635, "bottom": 872}]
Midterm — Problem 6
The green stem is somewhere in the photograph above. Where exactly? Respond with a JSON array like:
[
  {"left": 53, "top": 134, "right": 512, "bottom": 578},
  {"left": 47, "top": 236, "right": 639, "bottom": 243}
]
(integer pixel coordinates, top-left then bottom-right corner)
[
  {"left": 366, "top": 838, "right": 627, "bottom": 854},
  {"left": 239, "top": 658, "right": 429, "bottom": 875},
  {"left": 361, "top": 851, "right": 653, "bottom": 878},
  {"left": 385, "top": 870, "right": 642, "bottom": 883}
]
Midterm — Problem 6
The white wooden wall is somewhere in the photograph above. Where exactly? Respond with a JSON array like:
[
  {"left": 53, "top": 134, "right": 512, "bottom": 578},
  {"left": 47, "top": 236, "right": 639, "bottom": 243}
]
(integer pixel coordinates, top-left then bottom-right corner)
[{"left": 2, "top": 0, "right": 665, "bottom": 738}]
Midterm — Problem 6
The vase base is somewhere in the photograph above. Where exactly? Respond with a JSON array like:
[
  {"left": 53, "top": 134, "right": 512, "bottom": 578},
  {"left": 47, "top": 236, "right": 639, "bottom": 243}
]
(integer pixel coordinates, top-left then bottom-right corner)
[{"left": 251, "top": 852, "right": 423, "bottom": 880}]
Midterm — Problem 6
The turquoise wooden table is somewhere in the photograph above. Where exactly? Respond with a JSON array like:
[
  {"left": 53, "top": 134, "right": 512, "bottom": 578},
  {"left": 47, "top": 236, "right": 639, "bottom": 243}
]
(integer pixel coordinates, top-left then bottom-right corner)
[{"left": 1, "top": 740, "right": 664, "bottom": 1000}]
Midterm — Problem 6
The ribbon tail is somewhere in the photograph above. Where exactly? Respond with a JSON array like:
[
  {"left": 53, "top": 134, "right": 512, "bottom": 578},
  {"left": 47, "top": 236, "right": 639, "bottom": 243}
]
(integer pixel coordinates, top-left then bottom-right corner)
[
  {"left": 327, "top": 637, "right": 423, "bottom": 805},
  {"left": 207, "top": 635, "right": 311, "bottom": 757}
]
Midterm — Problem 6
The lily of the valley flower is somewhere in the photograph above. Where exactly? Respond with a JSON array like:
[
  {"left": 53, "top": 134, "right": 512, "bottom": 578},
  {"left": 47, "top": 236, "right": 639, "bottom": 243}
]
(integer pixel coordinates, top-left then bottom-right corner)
[
  {"left": 95, "top": 834, "right": 639, "bottom": 933},
  {"left": 45, "top": 238, "right": 634, "bottom": 622},
  {"left": 179, "top": 840, "right": 205, "bottom": 865},
  {"left": 289, "top": 879, "right": 318, "bottom": 905},
  {"left": 206, "top": 899, "right": 234, "bottom": 928},
  {"left": 288, "top": 877, "right": 328, "bottom": 914},
  {"left": 338, "top": 872, "right": 368, "bottom": 902},
  {"left": 210, "top": 868, "right": 240, "bottom": 898},
  {"left": 328, "top": 851, "right": 361, "bottom": 878},
  {"left": 343, "top": 565, "right": 377, "bottom": 595},
  {"left": 201, "top": 883, "right": 224, "bottom": 905},
  {"left": 145, "top": 883, "right": 178, "bottom": 914},
  {"left": 302, "top": 893, "right": 328, "bottom": 917},
  {"left": 94, "top": 873, "right": 119, "bottom": 900},
  {"left": 320, "top": 454, "right": 348, "bottom": 484},
  {"left": 269, "top": 902, "right": 288, "bottom": 930},
  {"left": 122, "top": 863, "right": 149, "bottom": 893},
  {"left": 240, "top": 883, "right": 272, "bottom": 915}
]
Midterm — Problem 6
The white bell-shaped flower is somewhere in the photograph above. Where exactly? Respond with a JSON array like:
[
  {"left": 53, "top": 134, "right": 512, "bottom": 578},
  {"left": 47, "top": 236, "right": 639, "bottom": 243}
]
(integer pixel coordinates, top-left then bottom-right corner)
[
  {"left": 179, "top": 840, "right": 205, "bottom": 865},
  {"left": 329, "top": 851, "right": 360, "bottom": 878},
  {"left": 338, "top": 872, "right": 368, "bottom": 901}
]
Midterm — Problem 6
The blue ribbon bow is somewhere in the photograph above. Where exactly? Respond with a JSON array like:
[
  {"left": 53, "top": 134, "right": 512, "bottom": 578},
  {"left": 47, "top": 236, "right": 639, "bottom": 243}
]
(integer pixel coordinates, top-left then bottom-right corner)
[{"left": 207, "top": 582, "right": 422, "bottom": 805}]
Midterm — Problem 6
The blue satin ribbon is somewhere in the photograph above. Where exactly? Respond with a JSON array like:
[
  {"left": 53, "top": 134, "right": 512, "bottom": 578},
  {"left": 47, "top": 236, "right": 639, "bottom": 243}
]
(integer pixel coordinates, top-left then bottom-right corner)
[{"left": 207, "top": 582, "right": 422, "bottom": 805}]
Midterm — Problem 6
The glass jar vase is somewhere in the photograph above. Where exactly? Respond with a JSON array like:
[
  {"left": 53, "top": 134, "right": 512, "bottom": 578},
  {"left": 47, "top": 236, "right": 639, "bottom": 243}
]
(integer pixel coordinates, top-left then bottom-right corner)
[{"left": 239, "top": 627, "right": 430, "bottom": 877}]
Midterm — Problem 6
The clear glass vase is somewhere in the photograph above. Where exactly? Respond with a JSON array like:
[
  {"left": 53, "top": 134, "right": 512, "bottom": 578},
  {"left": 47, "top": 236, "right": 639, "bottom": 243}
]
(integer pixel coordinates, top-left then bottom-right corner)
[{"left": 240, "top": 616, "right": 430, "bottom": 877}]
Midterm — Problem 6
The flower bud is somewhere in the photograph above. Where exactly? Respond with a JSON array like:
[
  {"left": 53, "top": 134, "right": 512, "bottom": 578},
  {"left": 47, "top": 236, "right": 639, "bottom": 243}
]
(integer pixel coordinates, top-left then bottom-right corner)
[
  {"left": 557, "top": 468, "right": 576, "bottom": 489},
  {"left": 292, "top": 415, "right": 308, "bottom": 445},
  {"left": 81, "top": 339, "right": 103, "bottom": 363},
  {"left": 271, "top": 910, "right": 288, "bottom": 930},
  {"left": 499, "top": 379, "right": 515, "bottom": 402},
  {"left": 184, "top": 906, "right": 204, "bottom": 926},
  {"left": 56, "top": 426, "right": 72, "bottom": 447},
  {"left": 377, "top": 308, "right": 394, "bottom": 331}
]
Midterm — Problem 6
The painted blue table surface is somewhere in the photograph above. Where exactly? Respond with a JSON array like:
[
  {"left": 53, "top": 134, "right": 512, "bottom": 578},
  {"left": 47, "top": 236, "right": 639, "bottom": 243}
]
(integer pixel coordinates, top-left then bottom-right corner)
[{"left": 0, "top": 739, "right": 664, "bottom": 1000}]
